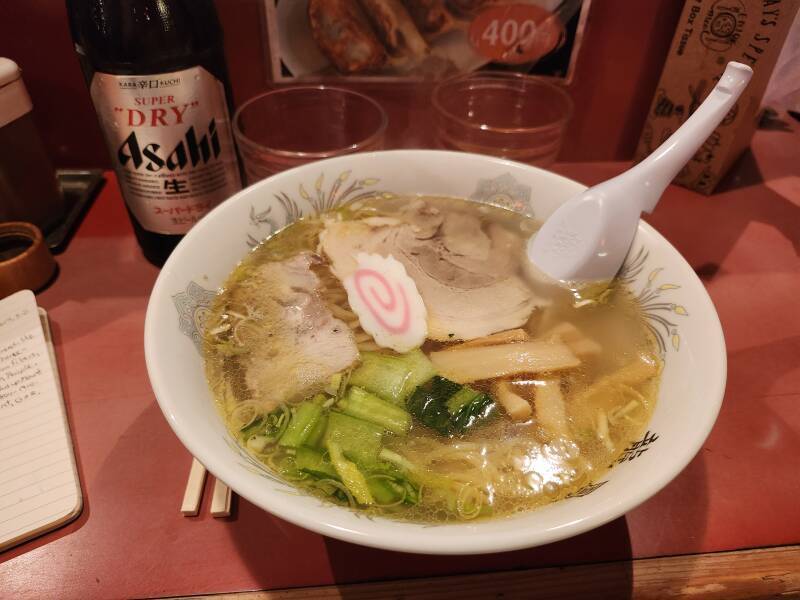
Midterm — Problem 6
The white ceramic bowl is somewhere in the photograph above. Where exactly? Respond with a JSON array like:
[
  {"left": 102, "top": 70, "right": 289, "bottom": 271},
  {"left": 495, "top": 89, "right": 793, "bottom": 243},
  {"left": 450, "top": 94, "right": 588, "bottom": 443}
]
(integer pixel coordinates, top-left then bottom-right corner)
[{"left": 145, "top": 150, "right": 726, "bottom": 555}]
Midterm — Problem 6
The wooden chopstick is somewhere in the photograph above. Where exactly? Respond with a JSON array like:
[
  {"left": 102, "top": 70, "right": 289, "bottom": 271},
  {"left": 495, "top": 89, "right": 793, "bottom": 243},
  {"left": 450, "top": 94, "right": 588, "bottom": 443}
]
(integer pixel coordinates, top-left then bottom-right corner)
[
  {"left": 210, "top": 478, "right": 232, "bottom": 517},
  {"left": 180, "top": 458, "right": 207, "bottom": 516},
  {"left": 180, "top": 457, "right": 233, "bottom": 518}
]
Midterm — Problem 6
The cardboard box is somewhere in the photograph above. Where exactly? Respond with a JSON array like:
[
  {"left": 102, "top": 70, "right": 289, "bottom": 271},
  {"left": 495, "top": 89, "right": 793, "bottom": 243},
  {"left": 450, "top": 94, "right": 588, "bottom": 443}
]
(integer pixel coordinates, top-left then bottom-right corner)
[{"left": 634, "top": 0, "right": 799, "bottom": 194}]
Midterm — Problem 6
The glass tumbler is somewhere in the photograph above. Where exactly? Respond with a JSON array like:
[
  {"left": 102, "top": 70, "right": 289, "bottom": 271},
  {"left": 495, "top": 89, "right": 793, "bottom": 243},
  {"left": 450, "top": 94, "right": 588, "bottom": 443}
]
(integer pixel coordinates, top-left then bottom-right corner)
[
  {"left": 233, "top": 86, "right": 388, "bottom": 183},
  {"left": 432, "top": 72, "right": 573, "bottom": 166}
]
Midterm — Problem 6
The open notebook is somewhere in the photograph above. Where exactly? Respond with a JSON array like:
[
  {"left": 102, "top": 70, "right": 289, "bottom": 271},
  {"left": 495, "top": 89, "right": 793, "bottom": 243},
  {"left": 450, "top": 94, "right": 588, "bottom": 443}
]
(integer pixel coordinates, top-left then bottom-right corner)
[{"left": 0, "top": 290, "right": 82, "bottom": 552}]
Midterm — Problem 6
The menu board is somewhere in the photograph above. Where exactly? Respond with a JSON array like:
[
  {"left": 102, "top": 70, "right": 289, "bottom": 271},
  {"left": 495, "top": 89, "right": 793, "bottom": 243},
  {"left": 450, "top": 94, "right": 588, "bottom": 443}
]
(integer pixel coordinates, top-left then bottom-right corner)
[{"left": 264, "top": 0, "right": 590, "bottom": 83}]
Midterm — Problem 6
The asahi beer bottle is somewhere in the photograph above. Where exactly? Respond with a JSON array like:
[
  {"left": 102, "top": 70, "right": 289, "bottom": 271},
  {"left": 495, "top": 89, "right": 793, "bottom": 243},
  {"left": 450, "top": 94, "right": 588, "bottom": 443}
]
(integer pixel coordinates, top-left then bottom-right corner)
[{"left": 67, "top": 0, "right": 241, "bottom": 265}]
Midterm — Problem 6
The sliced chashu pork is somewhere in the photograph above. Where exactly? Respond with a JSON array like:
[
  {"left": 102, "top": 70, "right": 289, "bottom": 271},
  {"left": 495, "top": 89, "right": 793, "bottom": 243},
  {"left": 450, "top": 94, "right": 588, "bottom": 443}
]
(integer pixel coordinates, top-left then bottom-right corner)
[
  {"left": 319, "top": 202, "right": 542, "bottom": 341},
  {"left": 228, "top": 252, "right": 358, "bottom": 410}
]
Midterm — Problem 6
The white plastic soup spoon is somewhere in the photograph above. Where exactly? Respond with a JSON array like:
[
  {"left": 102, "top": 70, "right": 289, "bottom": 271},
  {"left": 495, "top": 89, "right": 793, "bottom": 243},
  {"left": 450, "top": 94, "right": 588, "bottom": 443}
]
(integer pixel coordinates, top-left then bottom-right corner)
[{"left": 527, "top": 61, "right": 753, "bottom": 286}]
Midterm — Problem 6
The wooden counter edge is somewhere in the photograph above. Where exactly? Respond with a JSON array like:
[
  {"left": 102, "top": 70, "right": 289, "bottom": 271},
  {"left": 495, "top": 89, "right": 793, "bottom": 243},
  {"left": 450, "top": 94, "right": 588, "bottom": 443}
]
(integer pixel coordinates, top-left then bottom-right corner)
[{"left": 177, "top": 545, "right": 800, "bottom": 600}]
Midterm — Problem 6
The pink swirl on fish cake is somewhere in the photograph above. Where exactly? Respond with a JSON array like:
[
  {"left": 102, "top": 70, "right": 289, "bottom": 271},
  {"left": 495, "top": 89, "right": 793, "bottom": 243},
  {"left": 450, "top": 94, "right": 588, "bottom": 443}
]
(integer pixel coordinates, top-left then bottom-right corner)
[{"left": 353, "top": 268, "right": 411, "bottom": 334}]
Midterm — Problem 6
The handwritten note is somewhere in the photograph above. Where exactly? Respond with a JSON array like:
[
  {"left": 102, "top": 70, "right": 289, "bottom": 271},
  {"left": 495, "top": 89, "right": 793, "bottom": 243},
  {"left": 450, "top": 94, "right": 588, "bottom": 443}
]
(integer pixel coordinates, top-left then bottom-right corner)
[{"left": 0, "top": 290, "right": 81, "bottom": 552}]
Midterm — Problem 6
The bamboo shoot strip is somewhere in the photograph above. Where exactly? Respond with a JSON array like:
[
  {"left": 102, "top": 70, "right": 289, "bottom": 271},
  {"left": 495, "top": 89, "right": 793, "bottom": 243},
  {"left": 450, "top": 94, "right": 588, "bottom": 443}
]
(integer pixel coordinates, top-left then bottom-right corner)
[
  {"left": 573, "top": 354, "right": 660, "bottom": 405},
  {"left": 180, "top": 458, "right": 207, "bottom": 516},
  {"left": 430, "top": 341, "right": 580, "bottom": 383},
  {"left": 542, "top": 322, "right": 584, "bottom": 343},
  {"left": 451, "top": 328, "right": 530, "bottom": 350},
  {"left": 492, "top": 382, "right": 532, "bottom": 421},
  {"left": 542, "top": 322, "right": 603, "bottom": 358},
  {"left": 535, "top": 379, "right": 569, "bottom": 438},
  {"left": 568, "top": 338, "right": 603, "bottom": 358}
]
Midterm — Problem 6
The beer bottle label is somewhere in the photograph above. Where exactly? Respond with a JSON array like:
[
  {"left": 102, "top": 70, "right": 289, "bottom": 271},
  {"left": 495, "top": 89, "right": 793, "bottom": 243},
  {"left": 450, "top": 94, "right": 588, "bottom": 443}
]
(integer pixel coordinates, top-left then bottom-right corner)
[{"left": 89, "top": 66, "right": 241, "bottom": 234}]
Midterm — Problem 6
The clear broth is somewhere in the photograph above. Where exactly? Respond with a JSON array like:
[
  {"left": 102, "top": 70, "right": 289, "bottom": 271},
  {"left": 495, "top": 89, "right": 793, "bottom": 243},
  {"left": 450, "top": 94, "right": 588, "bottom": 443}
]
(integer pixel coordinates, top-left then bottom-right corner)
[{"left": 204, "top": 196, "right": 661, "bottom": 522}]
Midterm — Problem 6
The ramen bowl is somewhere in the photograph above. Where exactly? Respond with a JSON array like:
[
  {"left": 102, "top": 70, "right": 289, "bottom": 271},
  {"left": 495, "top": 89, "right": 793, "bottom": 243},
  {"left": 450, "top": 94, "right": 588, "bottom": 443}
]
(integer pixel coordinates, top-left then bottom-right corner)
[{"left": 145, "top": 150, "right": 726, "bottom": 554}]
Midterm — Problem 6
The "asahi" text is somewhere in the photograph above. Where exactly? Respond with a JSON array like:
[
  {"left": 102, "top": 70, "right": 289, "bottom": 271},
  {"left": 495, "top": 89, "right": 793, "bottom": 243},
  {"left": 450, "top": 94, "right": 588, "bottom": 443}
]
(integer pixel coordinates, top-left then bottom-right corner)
[{"left": 117, "top": 118, "right": 221, "bottom": 172}]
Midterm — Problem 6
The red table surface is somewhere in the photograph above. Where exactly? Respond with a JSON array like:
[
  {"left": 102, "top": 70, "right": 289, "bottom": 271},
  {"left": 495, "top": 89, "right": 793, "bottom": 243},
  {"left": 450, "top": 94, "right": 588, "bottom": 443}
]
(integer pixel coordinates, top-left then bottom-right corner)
[{"left": 1, "top": 128, "right": 798, "bottom": 599}]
